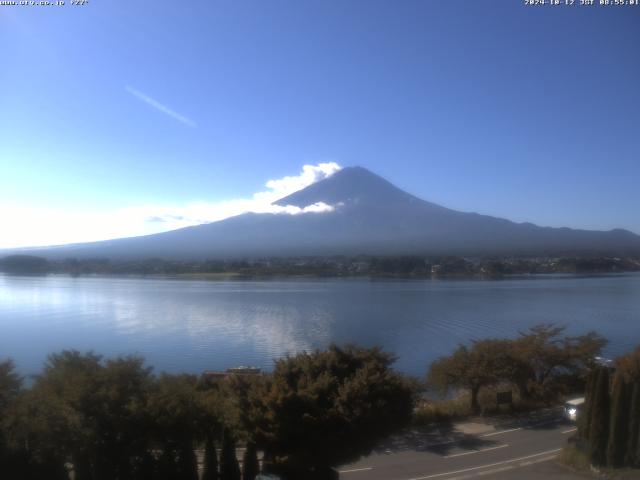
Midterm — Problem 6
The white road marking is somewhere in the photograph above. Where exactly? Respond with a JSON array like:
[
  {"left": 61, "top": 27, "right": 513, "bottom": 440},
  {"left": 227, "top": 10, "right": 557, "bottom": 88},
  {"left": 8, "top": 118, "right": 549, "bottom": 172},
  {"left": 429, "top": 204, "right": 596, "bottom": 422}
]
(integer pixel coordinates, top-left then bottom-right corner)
[
  {"left": 562, "top": 427, "right": 577, "bottom": 434},
  {"left": 480, "top": 427, "right": 522, "bottom": 437},
  {"left": 338, "top": 467, "right": 373, "bottom": 474},
  {"left": 407, "top": 448, "right": 563, "bottom": 480},
  {"left": 473, "top": 465, "right": 514, "bottom": 477},
  {"left": 444, "top": 444, "right": 509, "bottom": 458},
  {"left": 429, "top": 419, "right": 563, "bottom": 449},
  {"left": 519, "top": 455, "right": 558, "bottom": 466},
  {"left": 445, "top": 455, "right": 557, "bottom": 480},
  {"left": 449, "top": 465, "right": 516, "bottom": 480}
]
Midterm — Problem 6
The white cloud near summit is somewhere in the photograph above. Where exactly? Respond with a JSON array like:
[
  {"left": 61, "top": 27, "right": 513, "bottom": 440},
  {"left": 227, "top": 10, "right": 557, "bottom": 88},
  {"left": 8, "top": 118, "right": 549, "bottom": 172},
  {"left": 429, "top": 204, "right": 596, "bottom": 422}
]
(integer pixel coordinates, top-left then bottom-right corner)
[
  {"left": 138, "top": 162, "right": 341, "bottom": 228},
  {"left": 0, "top": 163, "right": 342, "bottom": 249}
]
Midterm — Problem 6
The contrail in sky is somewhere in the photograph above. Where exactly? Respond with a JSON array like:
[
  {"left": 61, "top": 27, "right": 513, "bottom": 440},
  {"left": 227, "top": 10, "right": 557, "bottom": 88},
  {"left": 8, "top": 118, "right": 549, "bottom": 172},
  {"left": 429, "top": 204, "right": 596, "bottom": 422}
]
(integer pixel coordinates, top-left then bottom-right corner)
[{"left": 125, "top": 85, "right": 196, "bottom": 128}]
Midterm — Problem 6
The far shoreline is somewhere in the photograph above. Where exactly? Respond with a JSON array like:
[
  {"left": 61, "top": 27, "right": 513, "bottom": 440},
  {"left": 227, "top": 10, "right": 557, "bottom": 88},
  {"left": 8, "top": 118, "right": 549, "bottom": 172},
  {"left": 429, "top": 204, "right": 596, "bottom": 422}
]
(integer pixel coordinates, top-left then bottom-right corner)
[
  {"left": 1, "top": 270, "right": 639, "bottom": 283},
  {"left": 1, "top": 253, "right": 639, "bottom": 281}
]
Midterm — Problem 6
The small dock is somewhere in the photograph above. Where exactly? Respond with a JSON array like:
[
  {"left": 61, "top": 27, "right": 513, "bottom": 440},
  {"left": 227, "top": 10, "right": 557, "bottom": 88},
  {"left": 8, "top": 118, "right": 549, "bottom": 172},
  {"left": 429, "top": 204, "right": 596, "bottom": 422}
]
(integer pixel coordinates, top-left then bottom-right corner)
[{"left": 202, "top": 366, "right": 262, "bottom": 382}]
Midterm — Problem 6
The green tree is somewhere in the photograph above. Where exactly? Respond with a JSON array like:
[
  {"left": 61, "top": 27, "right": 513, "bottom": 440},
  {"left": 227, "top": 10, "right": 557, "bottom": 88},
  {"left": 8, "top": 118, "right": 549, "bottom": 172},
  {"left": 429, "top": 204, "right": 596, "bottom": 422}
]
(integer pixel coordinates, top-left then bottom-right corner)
[
  {"left": 588, "top": 367, "right": 610, "bottom": 467},
  {"left": 0, "top": 359, "right": 27, "bottom": 478},
  {"left": 617, "top": 346, "right": 640, "bottom": 383},
  {"left": 147, "top": 374, "right": 202, "bottom": 480},
  {"left": 428, "top": 340, "right": 513, "bottom": 412},
  {"left": 3, "top": 386, "right": 72, "bottom": 480},
  {"left": 34, "top": 350, "right": 104, "bottom": 480},
  {"left": 14, "top": 351, "right": 157, "bottom": 480},
  {"left": 215, "top": 373, "right": 262, "bottom": 444},
  {"left": 512, "top": 325, "right": 606, "bottom": 399},
  {"left": 0, "top": 359, "right": 21, "bottom": 412},
  {"left": 94, "top": 356, "right": 154, "bottom": 480},
  {"left": 606, "top": 374, "right": 629, "bottom": 467},
  {"left": 254, "top": 345, "right": 416, "bottom": 477}
]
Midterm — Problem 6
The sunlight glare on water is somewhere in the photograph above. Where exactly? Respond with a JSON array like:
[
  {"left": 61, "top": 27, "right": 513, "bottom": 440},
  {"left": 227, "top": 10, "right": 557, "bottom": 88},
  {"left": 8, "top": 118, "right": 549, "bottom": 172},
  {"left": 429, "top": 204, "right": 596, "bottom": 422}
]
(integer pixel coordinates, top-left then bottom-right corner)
[{"left": 1, "top": 273, "right": 639, "bottom": 377}]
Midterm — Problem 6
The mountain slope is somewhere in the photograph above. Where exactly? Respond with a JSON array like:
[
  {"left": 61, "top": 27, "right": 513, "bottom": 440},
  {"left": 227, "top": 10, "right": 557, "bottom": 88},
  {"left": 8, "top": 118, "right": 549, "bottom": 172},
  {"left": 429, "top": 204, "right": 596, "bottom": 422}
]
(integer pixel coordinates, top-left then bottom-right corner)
[{"left": 7, "top": 167, "right": 640, "bottom": 259}]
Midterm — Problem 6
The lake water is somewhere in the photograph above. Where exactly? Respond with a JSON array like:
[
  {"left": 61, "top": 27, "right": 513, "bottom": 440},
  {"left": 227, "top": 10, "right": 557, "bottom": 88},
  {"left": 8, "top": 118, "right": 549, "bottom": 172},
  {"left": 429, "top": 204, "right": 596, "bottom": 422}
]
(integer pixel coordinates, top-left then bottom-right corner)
[{"left": 1, "top": 273, "right": 639, "bottom": 378}]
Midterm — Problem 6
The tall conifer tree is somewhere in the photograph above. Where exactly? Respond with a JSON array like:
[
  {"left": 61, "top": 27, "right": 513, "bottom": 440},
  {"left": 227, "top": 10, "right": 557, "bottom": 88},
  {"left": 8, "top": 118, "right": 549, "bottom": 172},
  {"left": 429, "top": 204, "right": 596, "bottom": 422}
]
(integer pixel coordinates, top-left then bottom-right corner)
[
  {"left": 637, "top": 419, "right": 640, "bottom": 468},
  {"left": 589, "top": 367, "right": 610, "bottom": 467},
  {"left": 203, "top": 438, "right": 219, "bottom": 480},
  {"left": 625, "top": 382, "right": 640, "bottom": 467},
  {"left": 607, "top": 375, "right": 628, "bottom": 467},
  {"left": 242, "top": 442, "right": 260, "bottom": 480},
  {"left": 220, "top": 432, "right": 241, "bottom": 480},
  {"left": 177, "top": 442, "right": 199, "bottom": 480},
  {"left": 580, "top": 369, "right": 597, "bottom": 440}
]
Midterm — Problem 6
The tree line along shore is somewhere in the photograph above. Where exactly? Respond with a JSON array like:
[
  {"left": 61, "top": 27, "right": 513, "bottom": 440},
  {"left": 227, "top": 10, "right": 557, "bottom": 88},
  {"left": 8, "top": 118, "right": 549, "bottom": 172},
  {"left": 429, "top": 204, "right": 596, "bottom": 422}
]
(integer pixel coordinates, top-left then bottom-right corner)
[
  {"left": 1, "top": 254, "right": 639, "bottom": 278},
  {"left": 1, "top": 324, "right": 639, "bottom": 479}
]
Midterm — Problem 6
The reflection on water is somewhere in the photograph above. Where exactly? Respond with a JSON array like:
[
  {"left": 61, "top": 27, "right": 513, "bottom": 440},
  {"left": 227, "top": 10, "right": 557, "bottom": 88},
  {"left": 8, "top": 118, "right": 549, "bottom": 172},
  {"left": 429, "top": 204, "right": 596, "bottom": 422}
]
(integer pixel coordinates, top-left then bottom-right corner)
[{"left": 1, "top": 274, "right": 639, "bottom": 377}]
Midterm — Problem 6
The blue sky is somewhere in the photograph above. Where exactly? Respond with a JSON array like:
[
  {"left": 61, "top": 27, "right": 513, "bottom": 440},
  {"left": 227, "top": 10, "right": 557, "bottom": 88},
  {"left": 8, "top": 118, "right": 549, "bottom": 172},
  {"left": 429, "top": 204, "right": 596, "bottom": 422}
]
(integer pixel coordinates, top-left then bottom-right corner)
[{"left": 1, "top": 0, "right": 639, "bottom": 247}]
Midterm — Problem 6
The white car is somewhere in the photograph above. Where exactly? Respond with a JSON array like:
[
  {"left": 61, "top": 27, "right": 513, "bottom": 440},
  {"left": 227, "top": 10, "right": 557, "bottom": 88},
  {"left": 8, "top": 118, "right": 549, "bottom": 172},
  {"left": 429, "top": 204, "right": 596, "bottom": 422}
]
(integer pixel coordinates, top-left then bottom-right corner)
[{"left": 564, "top": 397, "right": 585, "bottom": 422}]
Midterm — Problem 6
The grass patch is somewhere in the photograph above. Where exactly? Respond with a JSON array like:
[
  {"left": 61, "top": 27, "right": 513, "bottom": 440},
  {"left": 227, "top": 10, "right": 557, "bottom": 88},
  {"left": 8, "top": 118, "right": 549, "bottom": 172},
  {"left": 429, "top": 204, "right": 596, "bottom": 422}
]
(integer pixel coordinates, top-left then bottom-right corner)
[
  {"left": 558, "top": 445, "right": 591, "bottom": 472},
  {"left": 558, "top": 445, "right": 640, "bottom": 479},
  {"left": 412, "top": 391, "right": 506, "bottom": 426},
  {"left": 413, "top": 396, "right": 471, "bottom": 425},
  {"left": 413, "top": 384, "right": 552, "bottom": 425}
]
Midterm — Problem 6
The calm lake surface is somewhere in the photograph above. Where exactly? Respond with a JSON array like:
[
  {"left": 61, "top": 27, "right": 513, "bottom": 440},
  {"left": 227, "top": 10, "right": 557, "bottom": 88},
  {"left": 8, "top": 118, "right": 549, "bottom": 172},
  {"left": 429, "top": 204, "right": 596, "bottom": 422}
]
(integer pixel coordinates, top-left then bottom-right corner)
[{"left": 1, "top": 273, "right": 639, "bottom": 377}]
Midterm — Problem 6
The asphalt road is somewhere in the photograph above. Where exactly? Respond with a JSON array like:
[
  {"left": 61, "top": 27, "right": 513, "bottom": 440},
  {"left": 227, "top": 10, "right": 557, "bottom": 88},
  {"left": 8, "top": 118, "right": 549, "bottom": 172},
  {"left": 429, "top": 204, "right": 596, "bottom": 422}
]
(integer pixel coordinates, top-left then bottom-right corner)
[{"left": 338, "top": 413, "right": 581, "bottom": 480}]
